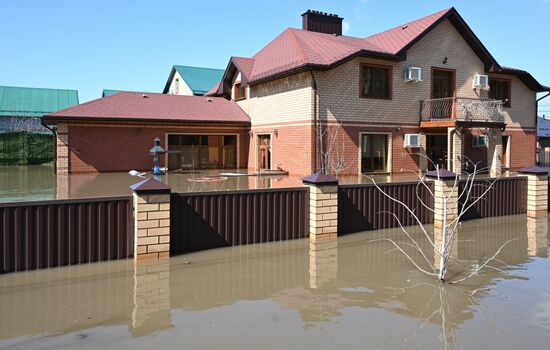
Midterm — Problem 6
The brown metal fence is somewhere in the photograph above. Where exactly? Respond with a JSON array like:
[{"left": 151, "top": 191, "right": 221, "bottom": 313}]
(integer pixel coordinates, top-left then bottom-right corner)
[
  {"left": 0, "top": 196, "right": 133, "bottom": 274},
  {"left": 338, "top": 182, "right": 434, "bottom": 234},
  {"left": 458, "top": 176, "right": 527, "bottom": 220},
  {"left": 170, "top": 188, "right": 309, "bottom": 254}
]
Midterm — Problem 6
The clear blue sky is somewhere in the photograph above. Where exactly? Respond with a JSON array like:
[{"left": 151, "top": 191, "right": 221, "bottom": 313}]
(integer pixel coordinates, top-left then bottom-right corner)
[{"left": 1, "top": 0, "right": 549, "bottom": 109}]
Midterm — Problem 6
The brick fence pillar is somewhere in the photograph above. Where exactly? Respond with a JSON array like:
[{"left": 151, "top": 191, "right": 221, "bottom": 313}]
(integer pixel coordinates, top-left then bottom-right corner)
[
  {"left": 303, "top": 173, "right": 339, "bottom": 241},
  {"left": 309, "top": 239, "right": 338, "bottom": 288},
  {"left": 130, "top": 178, "right": 171, "bottom": 261},
  {"left": 519, "top": 166, "right": 548, "bottom": 218},
  {"left": 426, "top": 169, "right": 459, "bottom": 230},
  {"left": 526, "top": 217, "right": 548, "bottom": 257}
]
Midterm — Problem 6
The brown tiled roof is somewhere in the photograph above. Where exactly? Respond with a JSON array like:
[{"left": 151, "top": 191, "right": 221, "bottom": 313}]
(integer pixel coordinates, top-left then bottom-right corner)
[
  {"left": 44, "top": 92, "right": 250, "bottom": 124},
  {"left": 245, "top": 8, "right": 453, "bottom": 84}
]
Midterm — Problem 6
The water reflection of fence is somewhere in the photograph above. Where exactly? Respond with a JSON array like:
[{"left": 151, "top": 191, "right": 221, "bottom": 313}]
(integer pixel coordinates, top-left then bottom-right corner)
[
  {"left": 170, "top": 188, "right": 309, "bottom": 254},
  {"left": 458, "top": 177, "right": 527, "bottom": 220},
  {"left": 0, "top": 196, "right": 133, "bottom": 274},
  {"left": 338, "top": 182, "right": 434, "bottom": 234}
]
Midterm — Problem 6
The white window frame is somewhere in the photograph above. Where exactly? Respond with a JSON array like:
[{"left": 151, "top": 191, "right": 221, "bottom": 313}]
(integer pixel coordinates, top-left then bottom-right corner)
[{"left": 358, "top": 131, "right": 392, "bottom": 174}]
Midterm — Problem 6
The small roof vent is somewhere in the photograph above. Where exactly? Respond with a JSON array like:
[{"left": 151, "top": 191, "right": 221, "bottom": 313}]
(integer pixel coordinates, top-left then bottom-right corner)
[
  {"left": 142, "top": 94, "right": 149, "bottom": 98},
  {"left": 401, "top": 25, "right": 409, "bottom": 30}
]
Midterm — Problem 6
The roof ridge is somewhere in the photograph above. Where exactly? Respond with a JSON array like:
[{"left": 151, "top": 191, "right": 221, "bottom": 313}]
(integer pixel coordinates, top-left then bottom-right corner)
[
  {"left": 0, "top": 85, "right": 78, "bottom": 93},
  {"left": 287, "top": 28, "right": 310, "bottom": 64},
  {"left": 363, "top": 7, "right": 452, "bottom": 41},
  {"left": 173, "top": 65, "right": 224, "bottom": 71}
]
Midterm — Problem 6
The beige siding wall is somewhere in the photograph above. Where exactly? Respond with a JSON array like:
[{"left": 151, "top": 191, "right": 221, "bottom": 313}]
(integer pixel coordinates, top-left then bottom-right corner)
[
  {"left": 314, "top": 19, "right": 535, "bottom": 129},
  {"left": 246, "top": 72, "right": 313, "bottom": 125},
  {"left": 167, "top": 71, "right": 194, "bottom": 96},
  {"left": 488, "top": 74, "right": 536, "bottom": 129}
]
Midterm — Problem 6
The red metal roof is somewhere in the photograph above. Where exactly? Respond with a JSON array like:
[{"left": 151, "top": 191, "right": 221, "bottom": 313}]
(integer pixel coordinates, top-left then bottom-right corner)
[
  {"left": 45, "top": 92, "right": 250, "bottom": 124},
  {"left": 205, "top": 83, "right": 220, "bottom": 96},
  {"left": 246, "top": 8, "right": 453, "bottom": 84}
]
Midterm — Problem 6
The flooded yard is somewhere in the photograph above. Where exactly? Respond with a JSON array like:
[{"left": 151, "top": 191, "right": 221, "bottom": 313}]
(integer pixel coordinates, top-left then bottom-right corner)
[
  {"left": 0, "top": 215, "right": 548, "bottom": 349},
  {"left": 0, "top": 164, "right": 521, "bottom": 203}
]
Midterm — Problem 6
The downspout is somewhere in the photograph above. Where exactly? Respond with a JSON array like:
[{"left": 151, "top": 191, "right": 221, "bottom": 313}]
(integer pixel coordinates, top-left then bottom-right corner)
[{"left": 310, "top": 70, "right": 319, "bottom": 173}]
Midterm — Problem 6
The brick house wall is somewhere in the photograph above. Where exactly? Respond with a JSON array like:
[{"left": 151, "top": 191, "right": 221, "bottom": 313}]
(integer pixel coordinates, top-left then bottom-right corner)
[
  {"left": 235, "top": 19, "right": 537, "bottom": 175},
  {"left": 61, "top": 122, "right": 249, "bottom": 173}
]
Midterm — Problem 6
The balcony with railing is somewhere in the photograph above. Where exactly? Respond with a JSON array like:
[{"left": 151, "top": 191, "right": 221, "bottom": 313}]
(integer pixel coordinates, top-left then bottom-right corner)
[{"left": 420, "top": 97, "right": 505, "bottom": 125}]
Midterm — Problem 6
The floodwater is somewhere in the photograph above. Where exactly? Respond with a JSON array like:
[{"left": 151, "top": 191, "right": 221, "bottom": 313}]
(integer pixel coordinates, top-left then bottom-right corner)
[
  {"left": 0, "top": 214, "right": 549, "bottom": 349},
  {"left": 0, "top": 164, "right": 521, "bottom": 203}
]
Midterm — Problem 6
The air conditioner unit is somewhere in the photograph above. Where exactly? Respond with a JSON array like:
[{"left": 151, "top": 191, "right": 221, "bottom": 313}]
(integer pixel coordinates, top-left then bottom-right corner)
[
  {"left": 473, "top": 74, "right": 489, "bottom": 90},
  {"left": 404, "top": 134, "right": 421, "bottom": 148},
  {"left": 405, "top": 67, "right": 422, "bottom": 82}
]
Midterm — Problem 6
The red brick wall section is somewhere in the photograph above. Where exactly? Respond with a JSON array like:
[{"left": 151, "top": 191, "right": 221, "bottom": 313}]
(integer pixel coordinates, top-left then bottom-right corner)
[
  {"left": 249, "top": 124, "right": 316, "bottom": 176},
  {"left": 66, "top": 123, "right": 249, "bottom": 173}
]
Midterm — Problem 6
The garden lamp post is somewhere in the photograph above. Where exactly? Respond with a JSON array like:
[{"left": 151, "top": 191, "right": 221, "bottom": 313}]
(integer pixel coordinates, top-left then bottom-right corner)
[{"left": 149, "top": 137, "right": 166, "bottom": 175}]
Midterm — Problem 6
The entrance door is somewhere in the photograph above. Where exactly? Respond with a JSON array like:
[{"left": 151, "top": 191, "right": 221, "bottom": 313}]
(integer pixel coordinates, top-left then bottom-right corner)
[
  {"left": 258, "top": 135, "right": 271, "bottom": 170},
  {"left": 432, "top": 69, "right": 455, "bottom": 119},
  {"left": 427, "top": 135, "right": 448, "bottom": 170}
]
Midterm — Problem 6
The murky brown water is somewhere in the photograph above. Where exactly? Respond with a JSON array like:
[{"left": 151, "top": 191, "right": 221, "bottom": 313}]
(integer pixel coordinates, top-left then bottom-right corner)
[
  {"left": 0, "top": 165, "right": 521, "bottom": 203},
  {"left": 0, "top": 215, "right": 548, "bottom": 349}
]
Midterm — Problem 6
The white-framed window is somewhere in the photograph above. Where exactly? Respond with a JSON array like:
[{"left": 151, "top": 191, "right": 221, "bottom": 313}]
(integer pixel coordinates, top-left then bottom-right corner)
[
  {"left": 472, "top": 135, "right": 488, "bottom": 148},
  {"left": 359, "top": 132, "right": 392, "bottom": 173}
]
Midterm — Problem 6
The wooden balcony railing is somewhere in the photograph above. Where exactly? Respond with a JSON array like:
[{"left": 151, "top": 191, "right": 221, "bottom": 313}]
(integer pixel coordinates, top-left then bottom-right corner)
[{"left": 420, "top": 97, "right": 505, "bottom": 123}]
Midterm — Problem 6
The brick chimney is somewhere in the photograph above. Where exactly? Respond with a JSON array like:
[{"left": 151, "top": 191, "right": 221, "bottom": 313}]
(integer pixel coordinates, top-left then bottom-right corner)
[{"left": 301, "top": 10, "right": 343, "bottom": 36}]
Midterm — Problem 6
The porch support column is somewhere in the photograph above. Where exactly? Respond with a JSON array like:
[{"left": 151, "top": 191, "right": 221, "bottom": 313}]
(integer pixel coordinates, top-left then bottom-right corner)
[
  {"left": 130, "top": 178, "right": 172, "bottom": 261},
  {"left": 418, "top": 133, "right": 428, "bottom": 173},
  {"left": 519, "top": 166, "right": 548, "bottom": 218},
  {"left": 303, "top": 173, "right": 339, "bottom": 241},
  {"left": 487, "top": 128, "right": 503, "bottom": 177},
  {"left": 447, "top": 127, "right": 463, "bottom": 174}
]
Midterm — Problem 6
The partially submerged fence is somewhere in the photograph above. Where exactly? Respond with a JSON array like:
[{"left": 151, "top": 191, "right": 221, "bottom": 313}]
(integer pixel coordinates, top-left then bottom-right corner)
[
  {"left": 459, "top": 176, "right": 527, "bottom": 220},
  {"left": 338, "top": 181, "right": 434, "bottom": 234},
  {"left": 0, "top": 196, "right": 133, "bottom": 274},
  {"left": 170, "top": 188, "right": 309, "bottom": 254}
]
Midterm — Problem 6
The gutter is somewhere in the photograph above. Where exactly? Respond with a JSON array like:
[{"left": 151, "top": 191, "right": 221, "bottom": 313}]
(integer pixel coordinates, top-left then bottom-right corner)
[{"left": 310, "top": 70, "right": 318, "bottom": 173}]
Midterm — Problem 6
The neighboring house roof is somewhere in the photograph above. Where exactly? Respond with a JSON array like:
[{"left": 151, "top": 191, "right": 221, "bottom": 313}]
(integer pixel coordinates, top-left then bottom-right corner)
[
  {"left": 0, "top": 85, "right": 79, "bottom": 117},
  {"left": 218, "top": 7, "right": 548, "bottom": 92},
  {"left": 205, "top": 83, "right": 220, "bottom": 96},
  {"left": 44, "top": 91, "right": 250, "bottom": 124},
  {"left": 162, "top": 65, "right": 224, "bottom": 95},
  {"left": 102, "top": 89, "right": 121, "bottom": 97}
]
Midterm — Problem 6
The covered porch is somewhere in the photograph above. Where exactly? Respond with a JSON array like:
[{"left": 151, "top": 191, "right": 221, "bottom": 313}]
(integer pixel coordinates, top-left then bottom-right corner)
[{"left": 419, "top": 96, "right": 506, "bottom": 176}]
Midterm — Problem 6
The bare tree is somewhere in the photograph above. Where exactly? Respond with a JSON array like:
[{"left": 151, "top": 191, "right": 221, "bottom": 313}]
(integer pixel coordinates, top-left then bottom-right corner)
[
  {"left": 319, "top": 123, "right": 352, "bottom": 177},
  {"left": 367, "top": 158, "right": 516, "bottom": 283}
]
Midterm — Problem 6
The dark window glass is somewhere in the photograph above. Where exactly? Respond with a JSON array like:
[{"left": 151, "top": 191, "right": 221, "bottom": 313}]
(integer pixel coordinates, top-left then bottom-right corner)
[
  {"left": 361, "top": 65, "right": 390, "bottom": 99},
  {"left": 200, "top": 136, "right": 208, "bottom": 145},
  {"left": 181, "top": 135, "right": 200, "bottom": 145},
  {"left": 168, "top": 135, "right": 179, "bottom": 146},
  {"left": 490, "top": 79, "right": 511, "bottom": 107},
  {"left": 234, "top": 83, "right": 246, "bottom": 100},
  {"left": 224, "top": 136, "right": 237, "bottom": 145},
  {"left": 361, "top": 134, "right": 388, "bottom": 173}
]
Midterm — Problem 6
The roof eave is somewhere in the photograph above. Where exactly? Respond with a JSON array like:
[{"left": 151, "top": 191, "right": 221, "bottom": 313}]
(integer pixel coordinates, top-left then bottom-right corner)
[
  {"left": 42, "top": 115, "right": 251, "bottom": 125},
  {"left": 248, "top": 50, "right": 400, "bottom": 86}
]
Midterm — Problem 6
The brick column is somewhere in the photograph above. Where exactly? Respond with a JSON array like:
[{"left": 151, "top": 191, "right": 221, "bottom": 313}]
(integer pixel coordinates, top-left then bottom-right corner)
[
  {"left": 309, "top": 239, "right": 338, "bottom": 289},
  {"left": 526, "top": 217, "right": 548, "bottom": 257},
  {"left": 519, "top": 166, "right": 548, "bottom": 218},
  {"left": 131, "top": 260, "right": 172, "bottom": 336},
  {"left": 447, "top": 127, "right": 463, "bottom": 174},
  {"left": 426, "top": 169, "right": 459, "bottom": 230},
  {"left": 303, "top": 173, "right": 339, "bottom": 241},
  {"left": 487, "top": 128, "right": 503, "bottom": 177},
  {"left": 56, "top": 123, "right": 69, "bottom": 174},
  {"left": 418, "top": 133, "right": 428, "bottom": 173},
  {"left": 130, "top": 178, "right": 171, "bottom": 261}
]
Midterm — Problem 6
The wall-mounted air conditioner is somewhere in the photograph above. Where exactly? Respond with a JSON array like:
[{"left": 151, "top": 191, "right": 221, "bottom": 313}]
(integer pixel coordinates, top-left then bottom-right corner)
[
  {"left": 404, "top": 134, "right": 421, "bottom": 148},
  {"left": 405, "top": 67, "right": 422, "bottom": 82},
  {"left": 472, "top": 74, "right": 489, "bottom": 90}
]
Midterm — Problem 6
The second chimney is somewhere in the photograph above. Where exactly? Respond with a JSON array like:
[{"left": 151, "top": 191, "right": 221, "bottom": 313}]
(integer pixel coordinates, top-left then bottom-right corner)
[{"left": 301, "top": 10, "right": 343, "bottom": 36}]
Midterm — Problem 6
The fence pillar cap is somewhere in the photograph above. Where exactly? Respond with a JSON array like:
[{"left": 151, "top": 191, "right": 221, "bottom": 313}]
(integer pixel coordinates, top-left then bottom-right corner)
[
  {"left": 518, "top": 165, "right": 548, "bottom": 175},
  {"left": 425, "top": 169, "right": 458, "bottom": 180},
  {"left": 303, "top": 172, "right": 338, "bottom": 186},
  {"left": 130, "top": 178, "right": 171, "bottom": 194}
]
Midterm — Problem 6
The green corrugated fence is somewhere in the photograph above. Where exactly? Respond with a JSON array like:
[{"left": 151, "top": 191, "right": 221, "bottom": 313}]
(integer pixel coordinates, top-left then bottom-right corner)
[{"left": 0, "top": 132, "right": 54, "bottom": 165}]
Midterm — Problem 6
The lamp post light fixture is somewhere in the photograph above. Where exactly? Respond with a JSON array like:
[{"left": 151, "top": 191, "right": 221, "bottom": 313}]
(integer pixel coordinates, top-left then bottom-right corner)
[{"left": 149, "top": 137, "right": 166, "bottom": 175}]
